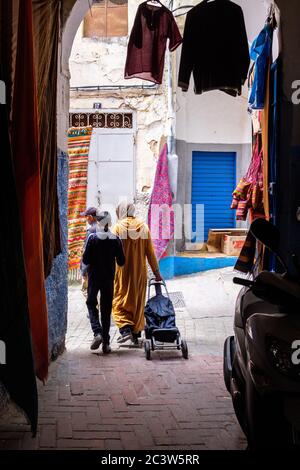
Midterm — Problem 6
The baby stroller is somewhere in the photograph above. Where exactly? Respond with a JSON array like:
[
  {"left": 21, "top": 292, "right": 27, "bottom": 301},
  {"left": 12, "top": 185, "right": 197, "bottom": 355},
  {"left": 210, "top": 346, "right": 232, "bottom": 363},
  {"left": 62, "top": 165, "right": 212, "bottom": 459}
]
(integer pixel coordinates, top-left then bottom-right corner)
[{"left": 143, "top": 278, "right": 188, "bottom": 360}]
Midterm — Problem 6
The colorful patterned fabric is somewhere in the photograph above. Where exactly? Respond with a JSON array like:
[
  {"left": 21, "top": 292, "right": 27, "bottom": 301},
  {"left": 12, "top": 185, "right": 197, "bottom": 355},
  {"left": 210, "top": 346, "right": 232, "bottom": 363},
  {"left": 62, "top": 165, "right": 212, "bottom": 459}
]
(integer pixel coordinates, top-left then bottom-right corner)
[
  {"left": 148, "top": 144, "right": 174, "bottom": 260},
  {"left": 33, "top": 0, "right": 61, "bottom": 277},
  {"left": 231, "top": 135, "right": 264, "bottom": 221},
  {"left": 67, "top": 126, "right": 93, "bottom": 271}
]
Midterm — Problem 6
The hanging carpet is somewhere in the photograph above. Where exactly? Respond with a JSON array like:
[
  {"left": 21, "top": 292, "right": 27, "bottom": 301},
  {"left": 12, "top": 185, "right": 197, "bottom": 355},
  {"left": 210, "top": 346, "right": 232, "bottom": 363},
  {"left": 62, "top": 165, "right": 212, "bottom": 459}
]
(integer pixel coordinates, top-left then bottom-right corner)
[{"left": 68, "top": 126, "right": 93, "bottom": 271}]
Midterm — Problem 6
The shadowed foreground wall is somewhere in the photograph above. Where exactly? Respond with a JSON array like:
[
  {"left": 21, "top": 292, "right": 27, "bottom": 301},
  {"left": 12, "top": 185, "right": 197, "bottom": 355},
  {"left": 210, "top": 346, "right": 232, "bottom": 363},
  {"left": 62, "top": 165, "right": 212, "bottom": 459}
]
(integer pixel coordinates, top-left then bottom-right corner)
[{"left": 45, "top": 151, "right": 68, "bottom": 360}]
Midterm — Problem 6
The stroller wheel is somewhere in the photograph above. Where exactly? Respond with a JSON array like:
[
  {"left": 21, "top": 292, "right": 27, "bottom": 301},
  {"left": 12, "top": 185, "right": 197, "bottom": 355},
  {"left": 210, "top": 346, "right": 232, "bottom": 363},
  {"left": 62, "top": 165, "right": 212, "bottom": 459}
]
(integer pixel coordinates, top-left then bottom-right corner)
[
  {"left": 144, "top": 340, "right": 151, "bottom": 360},
  {"left": 181, "top": 339, "right": 188, "bottom": 359}
]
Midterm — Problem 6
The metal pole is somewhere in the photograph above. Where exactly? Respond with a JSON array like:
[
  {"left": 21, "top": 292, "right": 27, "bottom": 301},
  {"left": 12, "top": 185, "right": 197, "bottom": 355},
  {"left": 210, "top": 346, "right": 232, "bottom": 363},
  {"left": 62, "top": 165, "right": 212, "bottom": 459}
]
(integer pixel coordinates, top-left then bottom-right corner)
[
  {"left": 167, "top": 49, "right": 175, "bottom": 155},
  {"left": 167, "top": 0, "right": 175, "bottom": 156}
]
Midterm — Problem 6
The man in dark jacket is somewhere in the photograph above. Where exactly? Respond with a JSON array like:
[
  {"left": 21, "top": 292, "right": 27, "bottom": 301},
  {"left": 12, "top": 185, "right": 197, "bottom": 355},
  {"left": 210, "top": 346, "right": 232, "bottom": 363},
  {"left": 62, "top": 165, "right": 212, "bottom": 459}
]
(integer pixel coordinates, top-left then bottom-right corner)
[
  {"left": 82, "top": 211, "right": 125, "bottom": 354},
  {"left": 80, "top": 206, "right": 99, "bottom": 297}
]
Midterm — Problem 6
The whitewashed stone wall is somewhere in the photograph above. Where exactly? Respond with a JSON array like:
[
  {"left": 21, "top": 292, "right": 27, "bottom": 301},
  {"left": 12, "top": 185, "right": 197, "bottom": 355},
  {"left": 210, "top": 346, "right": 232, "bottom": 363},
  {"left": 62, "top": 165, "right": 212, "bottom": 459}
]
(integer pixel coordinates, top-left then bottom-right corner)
[{"left": 69, "top": 1, "right": 173, "bottom": 191}]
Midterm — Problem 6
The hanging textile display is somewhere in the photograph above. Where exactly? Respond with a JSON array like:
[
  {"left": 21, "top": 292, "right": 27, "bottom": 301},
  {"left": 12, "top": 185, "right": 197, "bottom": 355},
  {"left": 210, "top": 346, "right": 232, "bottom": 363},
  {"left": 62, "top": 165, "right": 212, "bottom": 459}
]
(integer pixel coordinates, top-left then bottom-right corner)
[
  {"left": 148, "top": 143, "right": 174, "bottom": 260},
  {"left": 32, "top": 0, "right": 61, "bottom": 277},
  {"left": 125, "top": 1, "right": 182, "bottom": 84},
  {"left": 0, "top": 74, "right": 38, "bottom": 437},
  {"left": 68, "top": 126, "right": 93, "bottom": 271},
  {"left": 248, "top": 14, "right": 275, "bottom": 220},
  {"left": 178, "top": 0, "right": 250, "bottom": 96},
  {"left": 235, "top": 12, "right": 277, "bottom": 274},
  {"left": 231, "top": 134, "right": 264, "bottom": 222},
  {"left": 11, "top": 0, "right": 49, "bottom": 383}
]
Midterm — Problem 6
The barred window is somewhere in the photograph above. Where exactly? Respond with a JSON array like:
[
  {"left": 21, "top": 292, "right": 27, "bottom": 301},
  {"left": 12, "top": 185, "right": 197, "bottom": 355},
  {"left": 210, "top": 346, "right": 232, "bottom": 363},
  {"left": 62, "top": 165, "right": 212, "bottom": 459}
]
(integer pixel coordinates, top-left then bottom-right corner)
[{"left": 83, "top": 0, "right": 128, "bottom": 38}]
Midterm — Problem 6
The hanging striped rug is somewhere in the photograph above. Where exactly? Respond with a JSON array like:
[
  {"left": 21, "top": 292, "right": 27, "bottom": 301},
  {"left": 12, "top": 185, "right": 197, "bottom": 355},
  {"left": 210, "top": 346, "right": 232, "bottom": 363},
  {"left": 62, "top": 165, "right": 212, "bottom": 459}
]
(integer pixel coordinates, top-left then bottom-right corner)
[{"left": 67, "top": 126, "right": 93, "bottom": 272}]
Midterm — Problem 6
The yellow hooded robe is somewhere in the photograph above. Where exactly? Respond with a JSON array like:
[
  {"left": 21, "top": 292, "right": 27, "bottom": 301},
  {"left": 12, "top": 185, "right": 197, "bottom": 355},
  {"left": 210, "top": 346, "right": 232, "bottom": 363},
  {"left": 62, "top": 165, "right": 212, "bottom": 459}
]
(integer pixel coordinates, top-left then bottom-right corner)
[{"left": 112, "top": 216, "right": 159, "bottom": 333}]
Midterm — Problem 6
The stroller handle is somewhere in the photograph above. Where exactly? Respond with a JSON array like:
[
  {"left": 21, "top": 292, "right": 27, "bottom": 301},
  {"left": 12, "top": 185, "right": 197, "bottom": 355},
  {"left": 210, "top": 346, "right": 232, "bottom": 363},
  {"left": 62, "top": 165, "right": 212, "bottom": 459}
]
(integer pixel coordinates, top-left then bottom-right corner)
[{"left": 148, "top": 277, "right": 170, "bottom": 299}]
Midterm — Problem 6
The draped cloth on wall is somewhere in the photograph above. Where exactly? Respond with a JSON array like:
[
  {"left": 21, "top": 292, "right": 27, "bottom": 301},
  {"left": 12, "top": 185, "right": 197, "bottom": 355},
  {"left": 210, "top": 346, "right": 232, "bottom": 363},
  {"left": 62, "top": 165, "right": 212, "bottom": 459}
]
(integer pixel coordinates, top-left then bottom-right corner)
[
  {"left": 68, "top": 127, "right": 93, "bottom": 271},
  {"left": 0, "top": 80, "right": 38, "bottom": 437},
  {"left": 32, "top": 0, "right": 61, "bottom": 277},
  {"left": 148, "top": 144, "right": 174, "bottom": 260},
  {"left": 11, "top": 0, "right": 48, "bottom": 382}
]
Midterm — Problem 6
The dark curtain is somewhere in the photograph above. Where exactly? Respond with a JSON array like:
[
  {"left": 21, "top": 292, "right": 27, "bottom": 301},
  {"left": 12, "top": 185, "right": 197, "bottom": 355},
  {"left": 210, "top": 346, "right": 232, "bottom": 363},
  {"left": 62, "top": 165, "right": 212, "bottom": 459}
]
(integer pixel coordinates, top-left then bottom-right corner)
[{"left": 0, "top": 73, "right": 38, "bottom": 435}]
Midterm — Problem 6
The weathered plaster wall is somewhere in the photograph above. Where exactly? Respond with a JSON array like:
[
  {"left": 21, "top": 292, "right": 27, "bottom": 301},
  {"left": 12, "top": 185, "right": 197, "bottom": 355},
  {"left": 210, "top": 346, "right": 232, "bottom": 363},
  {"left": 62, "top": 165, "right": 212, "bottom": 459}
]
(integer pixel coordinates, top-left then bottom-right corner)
[
  {"left": 69, "top": 3, "right": 170, "bottom": 191},
  {"left": 70, "top": 88, "right": 168, "bottom": 190}
]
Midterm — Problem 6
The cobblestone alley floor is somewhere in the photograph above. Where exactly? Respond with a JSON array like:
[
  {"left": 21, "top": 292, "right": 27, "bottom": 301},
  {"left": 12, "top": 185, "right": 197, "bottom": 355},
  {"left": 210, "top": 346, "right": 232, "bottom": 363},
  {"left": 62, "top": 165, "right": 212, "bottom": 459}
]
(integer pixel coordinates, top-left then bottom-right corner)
[{"left": 0, "top": 268, "right": 246, "bottom": 450}]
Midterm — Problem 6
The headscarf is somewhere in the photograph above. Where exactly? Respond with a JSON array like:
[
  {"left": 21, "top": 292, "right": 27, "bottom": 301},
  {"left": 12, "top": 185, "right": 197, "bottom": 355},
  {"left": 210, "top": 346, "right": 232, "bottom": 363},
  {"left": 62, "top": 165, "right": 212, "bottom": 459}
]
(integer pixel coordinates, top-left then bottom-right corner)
[{"left": 116, "top": 201, "right": 136, "bottom": 220}]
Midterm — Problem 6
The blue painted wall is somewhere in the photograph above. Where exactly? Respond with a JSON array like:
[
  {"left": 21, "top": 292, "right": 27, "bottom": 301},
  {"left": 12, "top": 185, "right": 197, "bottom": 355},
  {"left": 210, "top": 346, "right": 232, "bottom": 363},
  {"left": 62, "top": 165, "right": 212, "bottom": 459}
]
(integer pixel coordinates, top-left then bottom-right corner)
[
  {"left": 45, "top": 150, "right": 68, "bottom": 360},
  {"left": 159, "top": 256, "right": 237, "bottom": 280}
]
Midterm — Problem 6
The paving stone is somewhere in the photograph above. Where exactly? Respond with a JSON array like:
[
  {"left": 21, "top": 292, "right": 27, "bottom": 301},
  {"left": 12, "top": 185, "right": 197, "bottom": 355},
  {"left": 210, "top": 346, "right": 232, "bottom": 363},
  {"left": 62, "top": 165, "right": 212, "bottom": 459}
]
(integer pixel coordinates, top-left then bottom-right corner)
[
  {"left": 0, "top": 271, "right": 246, "bottom": 450},
  {"left": 57, "top": 420, "right": 73, "bottom": 439},
  {"left": 39, "top": 425, "right": 56, "bottom": 448}
]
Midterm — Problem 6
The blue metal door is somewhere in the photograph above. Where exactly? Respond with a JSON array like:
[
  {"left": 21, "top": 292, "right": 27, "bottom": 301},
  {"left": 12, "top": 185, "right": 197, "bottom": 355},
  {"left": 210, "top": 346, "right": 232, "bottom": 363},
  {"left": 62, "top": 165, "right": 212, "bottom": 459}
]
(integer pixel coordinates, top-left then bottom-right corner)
[{"left": 191, "top": 151, "right": 236, "bottom": 241}]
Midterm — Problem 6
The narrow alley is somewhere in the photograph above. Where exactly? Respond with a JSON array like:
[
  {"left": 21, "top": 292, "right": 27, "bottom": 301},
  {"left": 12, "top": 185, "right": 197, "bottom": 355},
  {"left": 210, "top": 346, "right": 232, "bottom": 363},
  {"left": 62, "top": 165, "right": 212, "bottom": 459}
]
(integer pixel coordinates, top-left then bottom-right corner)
[
  {"left": 0, "top": 268, "right": 245, "bottom": 450},
  {"left": 2, "top": 0, "right": 300, "bottom": 461}
]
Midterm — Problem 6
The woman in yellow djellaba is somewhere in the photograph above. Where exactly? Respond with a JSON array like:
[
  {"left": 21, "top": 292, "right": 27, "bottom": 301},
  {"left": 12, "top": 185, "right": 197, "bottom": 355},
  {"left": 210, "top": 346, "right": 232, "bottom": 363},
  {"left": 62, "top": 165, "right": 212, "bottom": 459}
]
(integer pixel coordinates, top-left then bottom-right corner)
[{"left": 112, "top": 202, "right": 162, "bottom": 344}]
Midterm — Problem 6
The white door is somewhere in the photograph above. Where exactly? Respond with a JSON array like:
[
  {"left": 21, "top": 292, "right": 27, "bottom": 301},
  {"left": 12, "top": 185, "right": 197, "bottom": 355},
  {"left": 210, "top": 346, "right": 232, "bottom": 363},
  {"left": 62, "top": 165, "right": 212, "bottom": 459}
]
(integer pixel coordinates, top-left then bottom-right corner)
[{"left": 87, "top": 130, "right": 135, "bottom": 221}]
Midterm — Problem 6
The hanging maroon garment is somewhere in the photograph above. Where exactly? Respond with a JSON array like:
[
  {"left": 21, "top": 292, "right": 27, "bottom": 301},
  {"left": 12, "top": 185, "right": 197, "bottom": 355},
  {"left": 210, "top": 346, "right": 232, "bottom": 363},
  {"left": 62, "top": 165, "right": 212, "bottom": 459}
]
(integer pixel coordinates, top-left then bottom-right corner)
[{"left": 125, "top": 2, "right": 182, "bottom": 84}]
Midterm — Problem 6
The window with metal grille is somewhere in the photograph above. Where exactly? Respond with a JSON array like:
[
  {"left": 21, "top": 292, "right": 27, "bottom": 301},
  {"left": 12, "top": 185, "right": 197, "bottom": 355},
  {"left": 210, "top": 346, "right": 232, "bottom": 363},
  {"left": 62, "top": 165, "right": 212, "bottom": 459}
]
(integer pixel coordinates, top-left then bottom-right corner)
[{"left": 83, "top": 0, "right": 128, "bottom": 38}]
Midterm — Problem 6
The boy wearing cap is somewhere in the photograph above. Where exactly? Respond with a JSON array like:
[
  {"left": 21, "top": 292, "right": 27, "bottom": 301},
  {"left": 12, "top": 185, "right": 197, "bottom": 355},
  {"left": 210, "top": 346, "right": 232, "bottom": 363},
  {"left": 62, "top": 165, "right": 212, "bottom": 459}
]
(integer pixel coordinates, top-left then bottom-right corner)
[
  {"left": 80, "top": 207, "right": 98, "bottom": 296},
  {"left": 82, "top": 211, "right": 125, "bottom": 353}
]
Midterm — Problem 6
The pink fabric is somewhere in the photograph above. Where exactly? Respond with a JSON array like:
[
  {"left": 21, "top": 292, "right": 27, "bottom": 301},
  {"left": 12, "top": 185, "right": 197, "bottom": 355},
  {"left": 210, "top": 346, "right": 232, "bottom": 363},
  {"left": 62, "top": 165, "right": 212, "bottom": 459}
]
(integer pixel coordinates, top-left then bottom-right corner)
[{"left": 148, "top": 144, "right": 174, "bottom": 260}]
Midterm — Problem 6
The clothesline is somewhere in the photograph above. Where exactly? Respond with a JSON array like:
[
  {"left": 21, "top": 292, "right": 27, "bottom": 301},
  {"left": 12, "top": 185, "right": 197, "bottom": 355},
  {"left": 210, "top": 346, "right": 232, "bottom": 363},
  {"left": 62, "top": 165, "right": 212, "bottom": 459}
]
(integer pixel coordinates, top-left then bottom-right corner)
[
  {"left": 172, "top": 5, "right": 194, "bottom": 17},
  {"left": 86, "top": 0, "right": 277, "bottom": 21},
  {"left": 150, "top": 1, "right": 194, "bottom": 17},
  {"left": 86, "top": 0, "right": 194, "bottom": 18}
]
